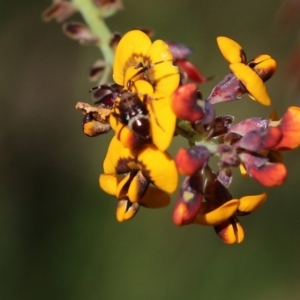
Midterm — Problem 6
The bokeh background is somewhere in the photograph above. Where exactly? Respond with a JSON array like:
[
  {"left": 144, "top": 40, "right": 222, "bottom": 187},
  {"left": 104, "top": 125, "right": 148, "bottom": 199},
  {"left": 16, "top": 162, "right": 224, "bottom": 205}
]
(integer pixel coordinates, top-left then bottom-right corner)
[{"left": 1, "top": 0, "right": 300, "bottom": 299}]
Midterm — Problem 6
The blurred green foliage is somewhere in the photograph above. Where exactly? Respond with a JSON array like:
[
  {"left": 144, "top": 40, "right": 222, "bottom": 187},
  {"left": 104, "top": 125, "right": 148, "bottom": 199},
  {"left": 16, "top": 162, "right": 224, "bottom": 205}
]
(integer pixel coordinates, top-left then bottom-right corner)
[{"left": 1, "top": 0, "right": 300, "bottom": 299}]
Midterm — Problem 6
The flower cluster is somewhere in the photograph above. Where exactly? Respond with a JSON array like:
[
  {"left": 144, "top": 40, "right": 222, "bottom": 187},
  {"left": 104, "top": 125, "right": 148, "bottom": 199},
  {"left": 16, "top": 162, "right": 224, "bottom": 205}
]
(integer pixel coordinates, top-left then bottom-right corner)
[
  {"left": 171, "top": 37, "right": 300, "bottom": 243},
  {"left": 44, "top": 1, "right": 300, "bottom": 244},
  {"left": 91, "top": 30, "right": 180, "bottom": 221}
]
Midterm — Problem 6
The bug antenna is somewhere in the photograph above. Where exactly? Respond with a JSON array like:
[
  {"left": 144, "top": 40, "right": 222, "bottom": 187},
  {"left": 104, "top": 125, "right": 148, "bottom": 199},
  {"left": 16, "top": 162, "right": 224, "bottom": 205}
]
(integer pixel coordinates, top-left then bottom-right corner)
[
  {"left": 89, "top": 84, "right": 111, "bottom": 93},
  {"left": 130, "top": 59, "right": 173, "bottom": 81}
]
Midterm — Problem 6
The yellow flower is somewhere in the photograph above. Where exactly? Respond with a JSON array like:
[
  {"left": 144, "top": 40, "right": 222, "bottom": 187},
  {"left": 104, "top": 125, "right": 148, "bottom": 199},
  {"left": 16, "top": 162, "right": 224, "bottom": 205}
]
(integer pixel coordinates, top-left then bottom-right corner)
[
  {"left": 100, "top": 136, "right": 178, "bottom": 221},
  {"left": 217, "top": 36, "right": 276, "bottom": 106},
  {"left": 196, "top": 192, "right": 267, "bottom": 244},
  {"left": 111, "top": 30, "right": 180, "bottom": 151},
  {"left": 172, "top": 167, "right": 267, "bottom": 244}
]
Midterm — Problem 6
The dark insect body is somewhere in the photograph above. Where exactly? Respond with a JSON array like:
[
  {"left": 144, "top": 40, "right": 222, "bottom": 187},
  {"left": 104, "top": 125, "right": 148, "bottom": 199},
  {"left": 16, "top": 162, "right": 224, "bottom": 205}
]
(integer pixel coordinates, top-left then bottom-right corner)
[{"left": 115, "top": 90, "right": 151, "bottom": 140}]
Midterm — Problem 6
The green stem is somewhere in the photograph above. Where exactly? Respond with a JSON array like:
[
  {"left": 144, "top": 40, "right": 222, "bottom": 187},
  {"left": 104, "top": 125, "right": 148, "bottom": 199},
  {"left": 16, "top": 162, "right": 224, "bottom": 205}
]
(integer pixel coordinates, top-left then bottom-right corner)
[{"left": 72, "top": 0, "right": 115, "bottom": 82}]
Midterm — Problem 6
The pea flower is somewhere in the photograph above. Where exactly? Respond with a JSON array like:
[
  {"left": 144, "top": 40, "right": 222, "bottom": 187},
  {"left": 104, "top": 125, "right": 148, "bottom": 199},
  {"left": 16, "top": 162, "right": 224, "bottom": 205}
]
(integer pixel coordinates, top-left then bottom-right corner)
[
  {"left": 63, "top": 11, "right": 300, "bottom": 244},
  {"left": 172, "top": 165, "right": 267, "bottom": 244},
  {"left": 99, "top": 136, "right": 178, "bottom": 221},
  {"left": 110, "top": 30, "right": 180, "bottom": 151},
  {"left": 208, "top": 36, "right": 277, "bottom": 106}
]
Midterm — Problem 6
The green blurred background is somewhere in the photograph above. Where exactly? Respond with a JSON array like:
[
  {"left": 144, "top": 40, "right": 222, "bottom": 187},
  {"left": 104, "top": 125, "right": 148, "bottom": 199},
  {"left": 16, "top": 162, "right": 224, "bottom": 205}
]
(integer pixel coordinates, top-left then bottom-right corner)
[{"left": 1, "top": 0, "right": 300, "bottom": 299}]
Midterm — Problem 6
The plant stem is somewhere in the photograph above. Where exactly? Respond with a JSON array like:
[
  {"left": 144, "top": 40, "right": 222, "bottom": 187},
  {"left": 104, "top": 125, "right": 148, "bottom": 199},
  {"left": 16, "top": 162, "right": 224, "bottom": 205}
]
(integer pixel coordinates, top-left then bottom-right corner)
[{"left": 72, "top": 0, "right": 115, "bottom": 83}]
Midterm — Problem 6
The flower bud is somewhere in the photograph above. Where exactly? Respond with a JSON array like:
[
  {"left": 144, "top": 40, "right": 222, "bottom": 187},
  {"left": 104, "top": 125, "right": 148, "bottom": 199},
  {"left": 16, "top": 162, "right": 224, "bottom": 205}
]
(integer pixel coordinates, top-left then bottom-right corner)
[{"left": 171, "top": 84, "right": 205, "bottom": 122}]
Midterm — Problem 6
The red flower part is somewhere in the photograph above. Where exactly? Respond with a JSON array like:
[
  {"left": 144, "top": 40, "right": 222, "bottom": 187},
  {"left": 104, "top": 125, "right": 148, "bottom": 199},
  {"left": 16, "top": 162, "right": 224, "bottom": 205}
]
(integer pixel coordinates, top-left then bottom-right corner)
[
  {"left": 247, "top": 163, "right": 287, "bottom": 187},
  {"left": 173, "top": 175, "right": 203, "bottom": 226},
  {"left": 167, "top": 42, "right": 192, "bottom": 60},
  {"left": 274, "top": 106, "right": 300, "bottom": 150},
  {"left": 171, "top": 84, "right": 205, "bottom": 122},
  {"left": 175, "top": 146, "right": 211, "bottom": 176},
  {"left": 238, "top": 130, "right": 264, "bottom": 151},
  {"left": 261, "top": 126, "right": 282, "bottom": 149},
  {"left": 229, "top": 117, "right": 269, "bottom": 136},
  {"left": 176, "top": 59, "right": 210, "bottom": 84},
  {"left": 238, "top": 127, "right": 282, "bottom": 151},
  {"left": 217, "top": 168, "right": 232, "bottom": 188},
  {"left": 240, "top": 152, "right": 287, "bottom": 187},
  {"left": 212, "top": 115, "right": 234, "bottom": 137},
  {"left": 207, "top": 73, "right": 246, "bottom": 104}
]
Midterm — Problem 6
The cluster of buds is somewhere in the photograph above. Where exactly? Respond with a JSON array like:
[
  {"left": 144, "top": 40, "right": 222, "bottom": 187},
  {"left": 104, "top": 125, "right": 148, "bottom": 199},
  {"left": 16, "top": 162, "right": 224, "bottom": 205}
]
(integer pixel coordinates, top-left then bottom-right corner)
[{"left": 43, "top": 1, "right": 300, "bottom": 244}]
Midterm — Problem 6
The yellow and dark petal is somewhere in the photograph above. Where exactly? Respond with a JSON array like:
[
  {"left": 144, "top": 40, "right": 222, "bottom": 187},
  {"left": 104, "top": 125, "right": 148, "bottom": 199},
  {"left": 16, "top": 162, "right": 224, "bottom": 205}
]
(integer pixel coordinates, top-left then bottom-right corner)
[
  {"left": 103, "top": 136, "right": 136, "bottom": 174},
  {"left": 249, "top": 54, "right": 277, "bottom": 82},
  {"left": 116, "top": 199, "right": 140, "bottom": 222},
  {"left": 126, "top": 170, "right": 150, "bottom": 202},
  {"left": 99, "top": 173, "right": 120, "bottom": 196},
  {"left": 148, "top": 94, "right": 176, "bottom": 152},
  {"left": 237, "top": 192, "right": 267, "bottom": 215},
  {"left": 229, "top": 63, "right": 271, "bottom": 106},
  {"left": 139, "top": 186, "right": 171, "bottom": 208},
  {"left": 116, "top": 172, "right": 134, "bottom": 200},
  {"left": 193, "top": 199, "right": 239, "bottom": 226},
  {"left": 113, "top": 30, "right": 152, "bottom": 86},
  {"left": 214, "top": 217, "right": 245, "bottom": 244},
  {"left": 124, "top": 66, "right": 146, "bottom": 88},
  {"left": 216, "top": 36, "right": 247, "bottom": 64},
  {"left": 275, "top": 106, "right": 300, "bottom": 150},
  {"left": 138, "top": 145, "right": 178, "bottom": 194}
]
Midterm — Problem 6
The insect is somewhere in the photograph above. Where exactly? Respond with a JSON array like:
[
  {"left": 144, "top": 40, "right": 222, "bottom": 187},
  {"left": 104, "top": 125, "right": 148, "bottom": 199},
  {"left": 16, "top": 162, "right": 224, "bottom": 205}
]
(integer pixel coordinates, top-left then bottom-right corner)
[
  {"left": 114, "top": 90, "right": 151, "bottom": 141},
  {"left": 86, "top": 59, "right": 176, "bottom": 141}
]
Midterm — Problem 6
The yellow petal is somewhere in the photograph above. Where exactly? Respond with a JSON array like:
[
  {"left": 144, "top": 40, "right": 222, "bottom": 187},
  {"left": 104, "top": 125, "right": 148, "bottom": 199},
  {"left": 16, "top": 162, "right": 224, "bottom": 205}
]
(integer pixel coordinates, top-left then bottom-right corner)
[
  {"left": 147, "top": 39, "right": 180, "bottom": 94},
  {"left": 238, "top": 192, "right": 267, "bottom": 214},
  {"left": 103, "top": 136, "right": 136, "bottom": 174},
  {"left": 99, "top": 174, "right": 120, "bottom": 196},
  {"left": 216, "top": 36, "right": 246, "bottom": 64},
  {"left": 229, "top": 63, "right": 271, "bottom": 106},
  {"left": 134, "top": 79, "right": 154, "bottom": 96},
  {"left": 139, "top": 186, "right": 171, "bottom": 208},
  {"left": 193, "top": 199, "right": 239, "bottom": 226},
  {"left": 152, "top": 63, "right": 180, "bottom": 95},
  {"left": 113, "top": 30, "right": 152, "bottom": 86},
  {"left": 138, "top": 145, "right": 178, "bottom": 194},
  {"left": 116, "top": 199, "right": 140, "bottom": 222},
  {"left": 239, "top": 163, "right": 248, "bottom": 177},
  {"left": 148, "top": 95, "right": 176, "bottom": 152}
]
